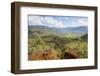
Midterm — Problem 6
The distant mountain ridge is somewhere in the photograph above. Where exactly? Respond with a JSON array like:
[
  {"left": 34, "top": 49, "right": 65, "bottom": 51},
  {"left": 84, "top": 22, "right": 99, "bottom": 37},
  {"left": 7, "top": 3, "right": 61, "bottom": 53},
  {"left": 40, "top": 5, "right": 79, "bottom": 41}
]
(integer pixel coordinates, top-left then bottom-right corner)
[
  {"left": 29, "top": 25, "right": 88, "bottom": 33},
  {"left": 28, "top": 25, "right": 88, "bottom": 38}
]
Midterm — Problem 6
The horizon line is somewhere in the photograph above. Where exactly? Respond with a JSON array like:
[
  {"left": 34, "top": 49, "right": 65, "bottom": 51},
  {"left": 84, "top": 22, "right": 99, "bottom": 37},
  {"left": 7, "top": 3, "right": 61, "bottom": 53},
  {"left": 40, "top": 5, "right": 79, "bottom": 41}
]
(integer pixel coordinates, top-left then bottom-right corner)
[{"left": 28, "top": 25, "right": 88, "bottom": 28}]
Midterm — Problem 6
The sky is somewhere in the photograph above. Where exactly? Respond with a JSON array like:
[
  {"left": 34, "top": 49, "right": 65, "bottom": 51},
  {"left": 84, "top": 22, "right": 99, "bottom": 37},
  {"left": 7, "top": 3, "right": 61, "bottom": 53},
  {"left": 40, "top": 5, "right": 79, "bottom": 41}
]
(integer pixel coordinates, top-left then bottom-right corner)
[{"left": 28, "top": 15, "right": 88, "bottom": 28}]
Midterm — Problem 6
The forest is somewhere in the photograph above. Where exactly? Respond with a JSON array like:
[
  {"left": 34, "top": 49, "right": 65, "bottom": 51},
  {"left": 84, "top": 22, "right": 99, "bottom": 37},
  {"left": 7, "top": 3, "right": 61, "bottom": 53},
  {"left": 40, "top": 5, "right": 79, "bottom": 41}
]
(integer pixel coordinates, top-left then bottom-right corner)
[{"left": 28, "top": 26, "right": 88, "bottom": 60}]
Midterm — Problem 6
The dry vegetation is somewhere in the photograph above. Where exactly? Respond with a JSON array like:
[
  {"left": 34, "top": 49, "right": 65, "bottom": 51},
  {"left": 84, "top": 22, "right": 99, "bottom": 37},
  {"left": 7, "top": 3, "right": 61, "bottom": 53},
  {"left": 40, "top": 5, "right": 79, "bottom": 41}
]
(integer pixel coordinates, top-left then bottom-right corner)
[{"left": 28, "top": 33, "right": 88, "bottom": 60}]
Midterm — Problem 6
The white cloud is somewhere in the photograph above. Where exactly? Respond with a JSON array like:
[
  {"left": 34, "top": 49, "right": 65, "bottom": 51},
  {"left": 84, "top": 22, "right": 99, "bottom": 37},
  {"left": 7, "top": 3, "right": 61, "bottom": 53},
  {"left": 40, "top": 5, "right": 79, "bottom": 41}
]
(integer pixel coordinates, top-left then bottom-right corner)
[
  {"left": 44, "top": 17, "right": 56, "bottom": 25},
  {"left": 77, "top": 18, "right": 88, "bottom": 26},
  {"left": 56, "top": 20, "right": 65, "bottom": 28},
  {"left": 29, "top": 16, "right": 65, "bottom": 28},
  {"left": 44, "top": 17, "right": 64, "bottom": 28},
  {"left": 28, "top": 16, "right": 43, "bottom": 25},
  {"left": 69, "top": 18, "right": 88, "bottom": 27},
  {"left": 28, "top": 16, "right": 88, "bottom": 28}
]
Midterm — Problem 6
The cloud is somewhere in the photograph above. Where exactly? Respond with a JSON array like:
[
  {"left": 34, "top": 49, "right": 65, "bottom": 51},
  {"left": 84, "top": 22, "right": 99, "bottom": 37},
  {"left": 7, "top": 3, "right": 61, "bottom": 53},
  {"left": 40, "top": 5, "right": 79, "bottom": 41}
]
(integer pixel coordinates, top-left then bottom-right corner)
[
  {"left": 28, "top": 15, "right": 88, "bottom": 28},
  {"left": 29, "top": 16, "right": 65, "bottom": 28},
  {"left": 77, "top": 18, "right": 88, "bottom": 26},
  {"left": 28, "top": 16, "right": 43, "bottom": 25},
  {"left": 65, "top": 17, "right": 88, "bottom": 27},
  {"left": 43, "top": 17, "right": 64, "bottom": 28}
]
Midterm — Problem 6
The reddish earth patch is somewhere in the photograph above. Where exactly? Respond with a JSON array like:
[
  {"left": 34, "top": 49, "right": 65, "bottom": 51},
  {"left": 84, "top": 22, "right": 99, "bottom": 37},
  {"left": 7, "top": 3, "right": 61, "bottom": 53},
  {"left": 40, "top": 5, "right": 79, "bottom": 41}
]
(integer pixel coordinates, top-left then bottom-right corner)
[{"left": 28, "top": 50, "right": 58, "bottom": 60}]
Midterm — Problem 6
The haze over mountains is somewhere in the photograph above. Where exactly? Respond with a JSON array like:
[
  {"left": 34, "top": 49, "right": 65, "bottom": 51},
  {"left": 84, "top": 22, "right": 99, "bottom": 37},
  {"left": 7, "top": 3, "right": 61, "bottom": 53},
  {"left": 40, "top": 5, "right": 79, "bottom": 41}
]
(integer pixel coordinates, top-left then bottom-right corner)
[
  {"left": 29, "top": 25, "right": 87, "bottom": 32},
  {"left": 28, "top": 25, "right": 88, "bottom": 38}
]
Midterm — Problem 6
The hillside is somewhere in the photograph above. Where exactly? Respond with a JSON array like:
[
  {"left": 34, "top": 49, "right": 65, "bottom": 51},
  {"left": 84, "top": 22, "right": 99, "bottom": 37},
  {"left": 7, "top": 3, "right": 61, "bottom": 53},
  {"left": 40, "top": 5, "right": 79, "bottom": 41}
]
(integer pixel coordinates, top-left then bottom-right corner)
[
  {"left": 28, "top": 25, "right": 88, "bottom": 60},
  {"left": 28, "top": 25, "right": 88, "bottom": 38},
  {"left": 81, "top": 34, "right": 88, "bottom": 38}
]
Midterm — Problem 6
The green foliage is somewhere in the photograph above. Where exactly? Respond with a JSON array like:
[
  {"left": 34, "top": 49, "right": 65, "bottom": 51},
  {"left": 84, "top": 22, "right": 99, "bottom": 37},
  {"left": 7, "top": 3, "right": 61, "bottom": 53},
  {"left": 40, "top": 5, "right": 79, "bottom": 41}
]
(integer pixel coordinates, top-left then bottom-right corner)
[
  {"left": 64, "top": 41, "right": 88, "bottom": 58},
  {"left": 28, "top": 28, "right": 88, "bottom": 60}
]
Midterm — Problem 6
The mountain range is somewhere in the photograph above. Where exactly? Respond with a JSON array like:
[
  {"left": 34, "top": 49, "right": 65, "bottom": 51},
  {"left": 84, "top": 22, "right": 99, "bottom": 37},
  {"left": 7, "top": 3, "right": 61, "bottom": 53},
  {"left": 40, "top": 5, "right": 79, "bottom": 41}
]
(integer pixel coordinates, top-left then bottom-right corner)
[{"left": 28, "top": 25, "right": 88, "bottom": 38}]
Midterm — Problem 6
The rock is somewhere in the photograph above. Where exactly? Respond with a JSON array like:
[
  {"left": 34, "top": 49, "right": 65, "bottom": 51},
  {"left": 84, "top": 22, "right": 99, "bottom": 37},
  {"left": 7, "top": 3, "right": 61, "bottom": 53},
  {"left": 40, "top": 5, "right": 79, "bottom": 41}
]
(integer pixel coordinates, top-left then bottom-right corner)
[{"left": 63, "top": 48, "right": 80, "bottom": 59}]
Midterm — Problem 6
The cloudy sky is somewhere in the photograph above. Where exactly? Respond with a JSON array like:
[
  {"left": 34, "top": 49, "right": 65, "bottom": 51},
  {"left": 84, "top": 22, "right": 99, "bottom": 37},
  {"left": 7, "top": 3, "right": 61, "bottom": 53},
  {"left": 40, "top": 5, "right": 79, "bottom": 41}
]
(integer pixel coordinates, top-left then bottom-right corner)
[{"left": 28, "top": 15, "right": 88, "bottom": 28}]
